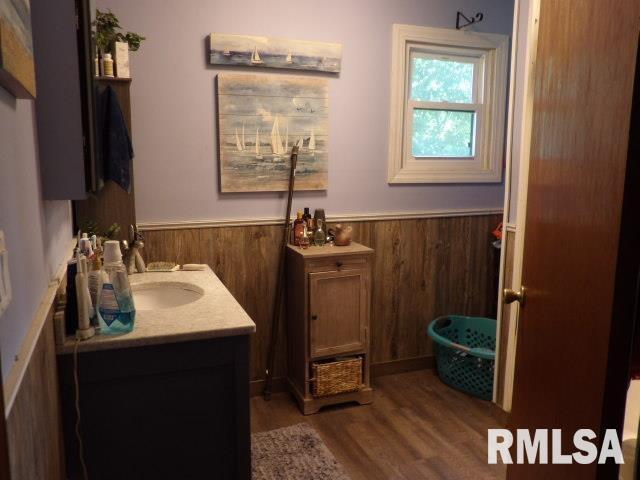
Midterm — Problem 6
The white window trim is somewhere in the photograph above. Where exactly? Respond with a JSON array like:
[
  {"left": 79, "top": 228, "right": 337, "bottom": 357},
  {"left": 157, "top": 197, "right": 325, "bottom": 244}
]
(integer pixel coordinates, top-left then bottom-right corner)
[{"left": 388, "top": 24, "right": 509, "bottom": 184}]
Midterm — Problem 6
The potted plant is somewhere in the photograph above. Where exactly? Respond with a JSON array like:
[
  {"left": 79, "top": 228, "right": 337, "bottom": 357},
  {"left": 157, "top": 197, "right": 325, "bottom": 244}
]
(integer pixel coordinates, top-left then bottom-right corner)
[{"left": 93, "top": 9, "right": 145, "bottom": 77}]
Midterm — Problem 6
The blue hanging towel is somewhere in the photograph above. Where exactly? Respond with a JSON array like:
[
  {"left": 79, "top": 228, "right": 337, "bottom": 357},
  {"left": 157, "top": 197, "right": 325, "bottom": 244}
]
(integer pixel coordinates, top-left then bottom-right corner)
[{"left": 97, "top": 85, "right": 134, "bottom": 192}]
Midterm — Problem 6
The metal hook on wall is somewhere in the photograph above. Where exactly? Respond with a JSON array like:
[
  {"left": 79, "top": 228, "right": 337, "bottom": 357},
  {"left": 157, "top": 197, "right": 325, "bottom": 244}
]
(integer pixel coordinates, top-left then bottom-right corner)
[{"left": 456, "top": 11, "right": 484, "bottom": 29}]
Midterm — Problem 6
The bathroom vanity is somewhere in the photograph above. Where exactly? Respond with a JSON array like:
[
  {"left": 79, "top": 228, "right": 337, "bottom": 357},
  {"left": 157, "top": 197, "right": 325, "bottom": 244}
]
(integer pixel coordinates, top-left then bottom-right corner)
[{"left": 56, "top": 267, "right": 255, "bottom": 480}]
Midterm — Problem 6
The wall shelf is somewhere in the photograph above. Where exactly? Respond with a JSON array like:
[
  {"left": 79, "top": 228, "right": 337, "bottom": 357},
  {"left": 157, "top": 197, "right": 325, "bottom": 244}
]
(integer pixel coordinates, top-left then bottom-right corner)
[{"left": 95, "top": 76, "right": 132, "bottom": 82}]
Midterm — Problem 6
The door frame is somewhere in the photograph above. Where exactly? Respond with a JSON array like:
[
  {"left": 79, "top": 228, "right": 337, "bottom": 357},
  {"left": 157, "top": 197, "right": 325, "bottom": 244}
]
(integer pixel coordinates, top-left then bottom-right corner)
[{"left": 493, "top": 0, "right": 541, "bottom": 410}]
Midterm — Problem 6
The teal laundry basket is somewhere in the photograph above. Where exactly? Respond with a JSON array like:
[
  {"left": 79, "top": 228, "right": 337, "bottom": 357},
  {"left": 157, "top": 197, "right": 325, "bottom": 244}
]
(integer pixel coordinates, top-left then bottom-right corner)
[{"left": 427, "top": 315, "right": 496, "bottom": 400}]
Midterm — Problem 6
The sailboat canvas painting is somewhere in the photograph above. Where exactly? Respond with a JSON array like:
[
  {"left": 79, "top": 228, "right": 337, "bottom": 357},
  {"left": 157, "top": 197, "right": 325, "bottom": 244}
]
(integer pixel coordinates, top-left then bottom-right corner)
[
  {"left": 217, "top": 73, "right": 328, "bottom": 192},
  {"left": 0, "top": 0, "right": 36, "bottom": 98},
  {"left": 210, "top": 33, "right": 342, "bottom": 73}
]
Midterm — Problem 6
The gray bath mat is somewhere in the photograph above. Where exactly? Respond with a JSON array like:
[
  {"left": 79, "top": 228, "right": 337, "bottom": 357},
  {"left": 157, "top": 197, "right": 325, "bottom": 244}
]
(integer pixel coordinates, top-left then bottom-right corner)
[{"left": 252, "top": 423, "right": 351, "bottom": 480}]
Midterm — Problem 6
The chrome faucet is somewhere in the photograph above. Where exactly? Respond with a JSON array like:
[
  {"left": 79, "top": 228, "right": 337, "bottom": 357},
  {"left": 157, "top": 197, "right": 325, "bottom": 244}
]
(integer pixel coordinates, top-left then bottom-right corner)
[{"left": 125, "top": 225, "right": 146, "bottom": 274}]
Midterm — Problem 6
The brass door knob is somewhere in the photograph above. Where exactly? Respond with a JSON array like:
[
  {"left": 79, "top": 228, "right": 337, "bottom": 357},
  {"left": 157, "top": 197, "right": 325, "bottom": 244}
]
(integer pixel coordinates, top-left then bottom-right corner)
[{"left": 503, "top": 287, "right": 526, "bottom": 306}]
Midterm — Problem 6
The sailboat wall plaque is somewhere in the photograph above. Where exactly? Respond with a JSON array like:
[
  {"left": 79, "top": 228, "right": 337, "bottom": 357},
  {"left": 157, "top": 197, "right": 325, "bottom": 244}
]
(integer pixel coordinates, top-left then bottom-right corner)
[
  {"left": 217, "top": 73, "right": 329, "bottom": 192},
  {"left": 209, "top": 33, "right": 342, "bottom": 73}
]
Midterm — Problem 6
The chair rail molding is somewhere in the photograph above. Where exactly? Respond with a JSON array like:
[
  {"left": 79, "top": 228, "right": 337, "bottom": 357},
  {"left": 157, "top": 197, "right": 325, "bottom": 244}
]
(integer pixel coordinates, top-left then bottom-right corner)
[{"left": 137, "top": 208, "right": 504, "bottom": 231}]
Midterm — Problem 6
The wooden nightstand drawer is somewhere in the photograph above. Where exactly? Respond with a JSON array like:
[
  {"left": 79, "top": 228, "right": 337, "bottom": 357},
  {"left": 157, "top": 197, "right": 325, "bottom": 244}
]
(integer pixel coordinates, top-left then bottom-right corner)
[{"left": 306, "top": 255, "right": 367, "bottom": 272}]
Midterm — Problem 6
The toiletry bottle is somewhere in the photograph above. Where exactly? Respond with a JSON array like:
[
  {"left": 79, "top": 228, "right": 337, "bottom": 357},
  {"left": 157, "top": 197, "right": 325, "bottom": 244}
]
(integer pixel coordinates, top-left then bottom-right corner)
[
  {"left": 98, "top": 241, "right": 135, "bottom": 334},
  {"left": 303, "top": 208, "right": 316, "bottom": 236},
  {"left": 299, "top": 225, "right": 311, "bottom": 249},
  {"left": 302, "top": 207, "right": 312, "bottom": 225},
  {"left": 79, "top": 233, "right": 94, "bottom": 258},
  {"left": 88, "top": 254, "right": 107, "bottom": 331},
  {"left": 314, "top": 219, "right": 326, "bottom": 247},
  {"left": 293, "top": 211, "right": 305, "bottom": 246},
  {"left": 307, "top": 217, "right": 316, "bottom": 237},
  {"left": 75, "top": 252, "right": 95, "bottom": 340},
  {"left": 313, "top": 208, "right": 326, "bottom": 233},
  {"left": 103, "top": 53, "right": 114, "bottom": 77},
  {"left": 64, "top": 258, "right": 79, "bottom": 335}
]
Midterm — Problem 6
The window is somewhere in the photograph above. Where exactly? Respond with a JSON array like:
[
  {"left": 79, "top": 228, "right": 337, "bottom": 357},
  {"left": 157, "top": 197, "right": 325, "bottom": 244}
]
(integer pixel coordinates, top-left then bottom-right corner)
[{"left": 388, "top": 25, "right": 508, "bottom": 183}]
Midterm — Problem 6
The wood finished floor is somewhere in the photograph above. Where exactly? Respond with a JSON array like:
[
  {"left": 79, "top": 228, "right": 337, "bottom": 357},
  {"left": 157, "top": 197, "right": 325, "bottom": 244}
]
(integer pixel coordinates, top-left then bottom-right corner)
[{"left": 251, "top": 370, "right": 506, "bottom": 480}]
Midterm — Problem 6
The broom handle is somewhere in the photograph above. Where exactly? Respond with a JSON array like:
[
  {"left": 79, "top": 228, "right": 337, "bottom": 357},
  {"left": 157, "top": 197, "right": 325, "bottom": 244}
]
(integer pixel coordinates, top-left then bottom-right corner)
[{"left": 263, "top": 146, "right": 299, "bottom": 400}]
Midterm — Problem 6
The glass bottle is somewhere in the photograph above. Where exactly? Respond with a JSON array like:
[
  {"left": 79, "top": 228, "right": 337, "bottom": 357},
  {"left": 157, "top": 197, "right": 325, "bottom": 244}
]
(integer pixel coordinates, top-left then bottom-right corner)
[
  {"left": 293, "top": 210, "right": 305, "bottom": 246},
  {"left": 307, "top": 217, "right": 316, "bottom": 237},
  {"left": 314, "top": 219, "right": 326, "bottom": 246},
  {"left": 299, "top": 226, "right": 310, "bottom": 249},
  {"left": 302, "top": 207, "right": 312, "bottom": 225},
  {"left": 313, "top": 208, "right": 326, "bottom": 230}
]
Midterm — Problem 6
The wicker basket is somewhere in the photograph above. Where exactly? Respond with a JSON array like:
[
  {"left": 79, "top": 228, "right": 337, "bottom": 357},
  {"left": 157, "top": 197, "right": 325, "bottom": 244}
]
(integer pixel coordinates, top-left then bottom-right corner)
[{"left": 311, "top": 357, "right": 363, "bottom": 397}]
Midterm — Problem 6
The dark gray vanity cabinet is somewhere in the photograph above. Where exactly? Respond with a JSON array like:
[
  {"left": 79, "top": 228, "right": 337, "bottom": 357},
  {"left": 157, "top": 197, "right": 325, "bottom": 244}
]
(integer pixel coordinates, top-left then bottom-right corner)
[{"left": 57, "top": 335, "right": 251, "bottom": 480}]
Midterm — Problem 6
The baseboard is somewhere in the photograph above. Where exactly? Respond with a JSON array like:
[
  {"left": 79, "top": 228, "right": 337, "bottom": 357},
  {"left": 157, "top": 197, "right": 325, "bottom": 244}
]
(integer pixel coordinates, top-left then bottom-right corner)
[
  {"left": 250, "top": 376, "right": 287, "bottom": 397},
  {"left": 371, "top": 355, "right": 435, "bottom": 378}
]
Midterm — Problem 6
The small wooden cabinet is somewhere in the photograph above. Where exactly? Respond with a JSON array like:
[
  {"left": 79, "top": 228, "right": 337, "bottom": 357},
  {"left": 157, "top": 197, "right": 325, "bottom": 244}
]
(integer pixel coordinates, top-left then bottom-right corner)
[{"left": 286, "top": 242, "right": 374, "bottom": 414}]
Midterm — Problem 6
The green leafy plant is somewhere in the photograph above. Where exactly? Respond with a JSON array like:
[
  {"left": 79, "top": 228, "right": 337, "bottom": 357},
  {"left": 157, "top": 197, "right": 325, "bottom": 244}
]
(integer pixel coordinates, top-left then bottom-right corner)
[
  {"left": 80, "top": 220, "right": 121, "bottom": 241},
  {"left": 94, "top": 9, "right": 145, "bottom": 54}
]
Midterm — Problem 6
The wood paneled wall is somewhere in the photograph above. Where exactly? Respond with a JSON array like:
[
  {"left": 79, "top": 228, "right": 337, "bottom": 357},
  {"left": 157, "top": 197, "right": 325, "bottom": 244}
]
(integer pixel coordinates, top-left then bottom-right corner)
[
  {"left": 74, "top": 78, "right": 136, "bottom": 242},
  {"left": 6, "top": 311, "right": 65, "bottom": 480},
  {"left": 142, "top": 214, "right": 501, "bottom": 383}
]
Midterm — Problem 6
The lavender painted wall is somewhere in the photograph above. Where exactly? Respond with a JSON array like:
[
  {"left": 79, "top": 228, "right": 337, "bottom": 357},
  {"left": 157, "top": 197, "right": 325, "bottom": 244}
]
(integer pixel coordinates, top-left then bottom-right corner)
[
  {"left": 97, "top": 0, "right": 513, "bottom": 223},
  {"left": 0, "top": 89, "right": 73, "bottom": 381}
]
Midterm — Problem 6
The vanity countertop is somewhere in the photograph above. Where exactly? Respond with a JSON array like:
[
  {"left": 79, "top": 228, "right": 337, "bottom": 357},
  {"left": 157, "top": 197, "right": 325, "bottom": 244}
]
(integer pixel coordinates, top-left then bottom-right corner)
[{"left": 57, "top": 266, "right": 256, "bottom": 354}]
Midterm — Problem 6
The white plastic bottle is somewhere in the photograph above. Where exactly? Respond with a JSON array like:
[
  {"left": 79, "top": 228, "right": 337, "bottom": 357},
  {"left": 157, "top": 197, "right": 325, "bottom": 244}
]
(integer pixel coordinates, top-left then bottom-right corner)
[
  {"left": 102, "top": 53, "right": 114, "bottom": 77},
  {"left": 88, "top": 255, "right": 108, "bottom": 331},
  {"left": 98, "top": 241, "right": 136, "bottom": 334}
]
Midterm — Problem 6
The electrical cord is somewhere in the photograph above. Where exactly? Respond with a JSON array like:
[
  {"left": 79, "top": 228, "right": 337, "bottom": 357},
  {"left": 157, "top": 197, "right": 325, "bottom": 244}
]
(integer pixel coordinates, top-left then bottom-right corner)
[{"left": 73, "top": 338, "right": 89, "bottom": 480}]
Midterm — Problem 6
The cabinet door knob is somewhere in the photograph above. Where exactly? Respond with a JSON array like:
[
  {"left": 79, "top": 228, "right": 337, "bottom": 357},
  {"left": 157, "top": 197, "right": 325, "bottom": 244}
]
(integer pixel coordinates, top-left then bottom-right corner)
[
  {"left": 311, "top": 315, "right": 318, "bottom": 320},
  {"left": 336, "top": 261, "right": 343, "bottom": 268}
]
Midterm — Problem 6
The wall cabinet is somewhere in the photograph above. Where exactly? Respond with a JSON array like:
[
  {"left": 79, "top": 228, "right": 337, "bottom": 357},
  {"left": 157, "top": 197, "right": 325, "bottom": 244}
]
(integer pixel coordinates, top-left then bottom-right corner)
[
  {"left": 286, "top": 243, "right": 374, "bottom": 414},
  {"left": 31, "top": 0, "right": 95, "bottom": 200},
  {"left": 31, "top": 0, "right": 137, "bottom": 239}
]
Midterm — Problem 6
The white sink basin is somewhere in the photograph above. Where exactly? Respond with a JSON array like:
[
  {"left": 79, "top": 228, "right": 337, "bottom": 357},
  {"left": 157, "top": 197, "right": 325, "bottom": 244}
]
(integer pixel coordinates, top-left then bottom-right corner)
[{"left": 132, "top": 282, "right": 204, "bottom": 311}]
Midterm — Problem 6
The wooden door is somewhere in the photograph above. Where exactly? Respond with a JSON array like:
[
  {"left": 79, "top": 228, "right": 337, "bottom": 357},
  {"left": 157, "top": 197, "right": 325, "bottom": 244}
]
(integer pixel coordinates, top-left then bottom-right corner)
[
  {"left": 309, "top": 270, "right": 367, "bottom": 358},
  {"left": 507, "top": 1, "right": 640, "bottom": 478}
]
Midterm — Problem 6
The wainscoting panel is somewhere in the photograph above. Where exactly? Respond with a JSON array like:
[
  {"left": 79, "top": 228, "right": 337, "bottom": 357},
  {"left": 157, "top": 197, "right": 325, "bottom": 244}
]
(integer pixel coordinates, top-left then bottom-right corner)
[
  {"left": 6, "top": 311, "right": 65, "bottom": 480},
  {"left": 142, "top": 214, "right": 501, "bottom": 382}
]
